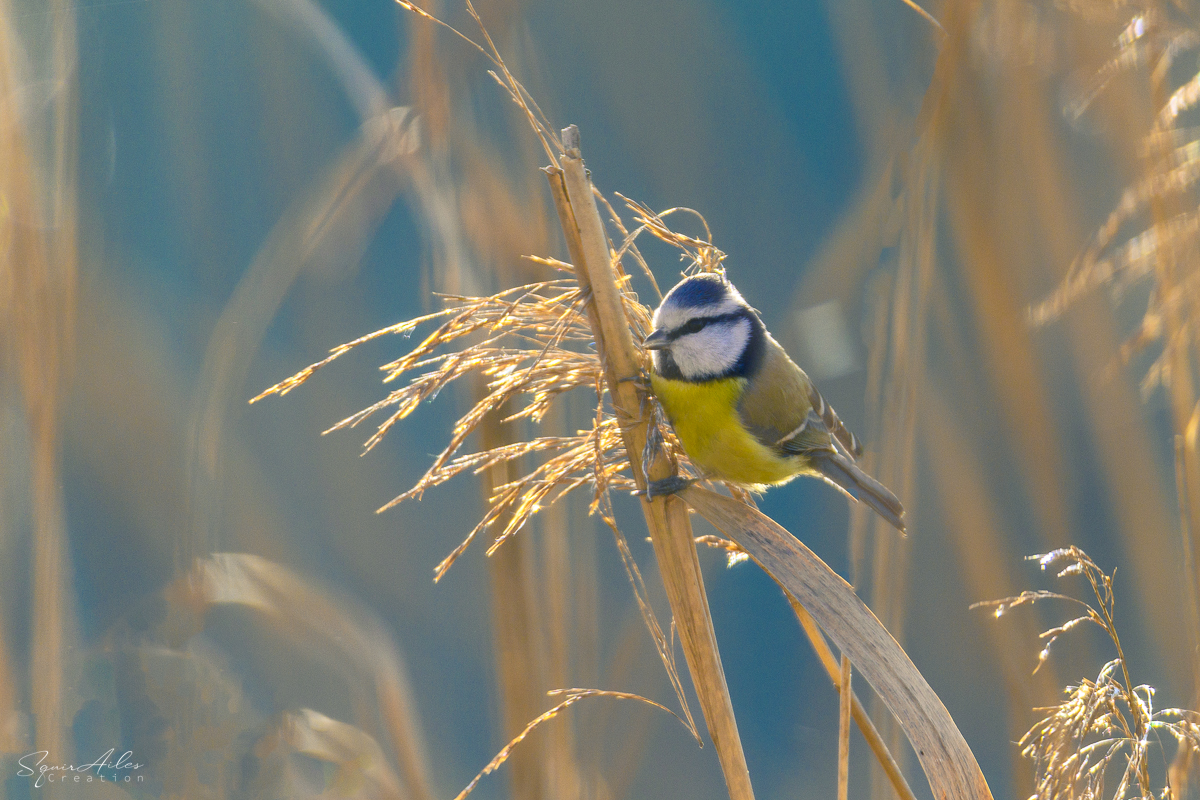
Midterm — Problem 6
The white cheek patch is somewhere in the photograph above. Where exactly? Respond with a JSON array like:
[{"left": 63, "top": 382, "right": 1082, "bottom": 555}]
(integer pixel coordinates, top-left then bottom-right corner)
[{"left": 671, "top": 318, "right": 751, "bottom": 379}]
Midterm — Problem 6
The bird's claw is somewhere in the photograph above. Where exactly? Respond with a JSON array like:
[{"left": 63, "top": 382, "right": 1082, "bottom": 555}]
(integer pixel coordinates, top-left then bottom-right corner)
[
  {"left": 619, "top": 372, "right": 653, "bottom": 392},
  {"left": 635, "top": 475, "right": 695, "bottom": 500}
]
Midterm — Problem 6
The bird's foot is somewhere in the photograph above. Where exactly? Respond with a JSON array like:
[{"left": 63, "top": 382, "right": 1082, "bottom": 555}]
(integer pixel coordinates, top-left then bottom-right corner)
[
  {"left": 636, "top": 475, "right": 696, "bottom": 500},
  {"left": 619, "top": 372, "right": 653, "bottom": 393}
]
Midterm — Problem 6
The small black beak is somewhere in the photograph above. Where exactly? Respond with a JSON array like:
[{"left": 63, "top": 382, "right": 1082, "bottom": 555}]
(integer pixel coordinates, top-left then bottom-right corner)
[{"left": 643, "top": 329, "right": 671, "bottom": 350}]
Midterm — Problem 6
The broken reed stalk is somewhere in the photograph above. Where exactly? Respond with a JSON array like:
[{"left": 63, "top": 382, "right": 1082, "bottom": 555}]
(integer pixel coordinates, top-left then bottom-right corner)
[
  {"left": 788, "top": 595, "right": 918, "bottom": 800},
  {"left": 838, "top": 656, "right": 852, "bottom": 800},
  {"left": 545, "top": 125, "right": 755, "bottom": 800}
]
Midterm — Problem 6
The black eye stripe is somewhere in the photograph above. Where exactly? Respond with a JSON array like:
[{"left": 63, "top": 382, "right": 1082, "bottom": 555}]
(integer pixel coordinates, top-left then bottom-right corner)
[{"left": 670, "top": 312, "right": 746, "bottom": 338}]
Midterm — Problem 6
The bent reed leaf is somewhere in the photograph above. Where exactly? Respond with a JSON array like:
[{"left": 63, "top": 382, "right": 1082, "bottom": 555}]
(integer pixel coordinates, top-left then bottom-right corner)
[
  {"left": 681, "top": 485, "right": 994, "bottom": 800},
  {"left": 271, "top": 708, "right": 407, "bottom": 800}
]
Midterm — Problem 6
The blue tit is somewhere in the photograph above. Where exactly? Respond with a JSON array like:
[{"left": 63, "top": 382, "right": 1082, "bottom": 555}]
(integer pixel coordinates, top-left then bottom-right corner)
[{"left": 642, "top": 273, "right": 905, "bottom": 532}]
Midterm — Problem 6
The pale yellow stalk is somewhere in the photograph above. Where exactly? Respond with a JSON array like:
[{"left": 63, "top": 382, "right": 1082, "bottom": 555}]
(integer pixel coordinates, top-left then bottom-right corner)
[
  {"left": 839, "top": 656, "right": 852, "bottom": 800},
  {"left": 545, "top": 126, "right": 755, "bottom": 800}
]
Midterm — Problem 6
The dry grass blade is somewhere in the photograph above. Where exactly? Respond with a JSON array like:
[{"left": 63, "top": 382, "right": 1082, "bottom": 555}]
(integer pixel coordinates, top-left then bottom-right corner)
[
  {"left": 682, "top": 485, "right": 993, "bottom": 800},
  {"left": 898, "top": 0, "right": 945, "bottom": 38},
  {"left": 1179, "top": 431, "right": 1200, "bottom": 701},
  {"left": 173, "top": 553, "right": 434, "bottom": 800},
  {"left": 481, "top": 397, "right": 551, "bottom": 800},
  {"left": 453, "top": 688, "right": 691, "bottom": 800},
  {"left": 1170, "top": 736, "right": 1199, "bottom": 800}
]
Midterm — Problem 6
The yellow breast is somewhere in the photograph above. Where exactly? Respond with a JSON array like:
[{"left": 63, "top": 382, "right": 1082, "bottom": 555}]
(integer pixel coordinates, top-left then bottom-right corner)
[{"left": 649, "top": 373, "right": 804, "bottom": 488}]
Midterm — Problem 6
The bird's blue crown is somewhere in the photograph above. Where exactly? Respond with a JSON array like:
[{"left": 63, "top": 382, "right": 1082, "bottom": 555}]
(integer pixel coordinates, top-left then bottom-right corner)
[{"left": 665, "top": 274, "right": 731, "bottom": 309}]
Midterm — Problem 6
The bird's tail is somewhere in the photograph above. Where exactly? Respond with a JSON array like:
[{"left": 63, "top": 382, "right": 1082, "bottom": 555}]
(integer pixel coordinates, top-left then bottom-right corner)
[{"left": 814, "top": 451, "right": 906, "bottom": 533}]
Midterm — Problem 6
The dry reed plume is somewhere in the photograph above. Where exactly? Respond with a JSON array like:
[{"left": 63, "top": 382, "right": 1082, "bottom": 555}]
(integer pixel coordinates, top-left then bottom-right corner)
[
  {"left": 977, "top": 547, "right": 1200, "bottom": 800},
  {"left": 253, "top": 215, "right": 704, "bottom": 581}
]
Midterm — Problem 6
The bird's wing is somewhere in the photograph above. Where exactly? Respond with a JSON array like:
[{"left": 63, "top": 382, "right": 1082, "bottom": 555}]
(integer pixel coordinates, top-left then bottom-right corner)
[
  {"left": 806, "top": 384, "right": 862, "bottom": 458},
  {"left": 769, "top": 407, "right": 906, "bottom": 532},
  {"left": 769, "top": 386, "right": 864, "bottom": 461},
  {"left": 811, "top": 449, "right": 906, "bottom": 532},
  {"left": 735, "top": 336, "right": 905, "bottom": 531},
  {"left": 774, "top": 410, "right": 838, "bottom": 457},
  {"left": 737, "top": 334, "right": 858, "bottom": 457},
  {"left": 735, "top": 336, "right": 827, "bottom": 454}
]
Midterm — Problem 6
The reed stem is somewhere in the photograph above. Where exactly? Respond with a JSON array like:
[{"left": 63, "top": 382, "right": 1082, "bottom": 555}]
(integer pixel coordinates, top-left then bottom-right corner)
[
  {"left": 545, "top": 125, "right": 755, "bottom": 800},
  {"left": 838, "top": 655, "right": 852, "bottom": 800}
]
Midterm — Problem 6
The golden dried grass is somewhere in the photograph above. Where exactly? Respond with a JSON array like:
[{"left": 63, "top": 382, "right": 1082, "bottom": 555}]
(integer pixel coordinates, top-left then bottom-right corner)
[
  {"left": 453, "top": 688, "right": 691, "bottom": 800},
  {"left": 253, "top": 168, "right": 740, "bottom": 798}
]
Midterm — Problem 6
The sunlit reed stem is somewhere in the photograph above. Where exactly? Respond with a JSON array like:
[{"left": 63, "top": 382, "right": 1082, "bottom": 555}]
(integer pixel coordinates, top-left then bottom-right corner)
[{"left": 546, "top": 125, "right": 755, "bottom": 800}]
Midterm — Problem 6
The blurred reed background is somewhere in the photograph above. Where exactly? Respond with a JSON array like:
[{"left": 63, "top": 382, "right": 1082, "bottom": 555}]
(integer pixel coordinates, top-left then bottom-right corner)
[{"left": 0, "top": 0, "right": 1197, "bottom": 798}]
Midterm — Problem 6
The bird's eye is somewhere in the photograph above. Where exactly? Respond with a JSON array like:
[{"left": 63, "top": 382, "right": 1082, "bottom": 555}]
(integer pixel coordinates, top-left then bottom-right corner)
[{"left": 680, "top": 318, "right": 707, "bottom": 335}]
